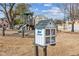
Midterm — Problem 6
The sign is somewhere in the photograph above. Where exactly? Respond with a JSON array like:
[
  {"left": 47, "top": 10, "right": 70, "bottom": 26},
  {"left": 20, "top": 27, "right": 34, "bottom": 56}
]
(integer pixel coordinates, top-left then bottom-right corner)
[{"left": 37, "top": 30, "right": 42, "bottom": 35}]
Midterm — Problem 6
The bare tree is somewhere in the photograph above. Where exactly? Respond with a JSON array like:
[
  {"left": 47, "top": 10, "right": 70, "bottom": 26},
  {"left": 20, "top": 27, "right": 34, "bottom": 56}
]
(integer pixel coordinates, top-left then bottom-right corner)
[
  {"left": 0, "top": 3, "right": 16, "bottom": 29},
  {"left": 59, "top": 3, "right": 79, "bottom": 32},
  {"left": 69, "top": 3, "right": 79, "bottom": 32}
]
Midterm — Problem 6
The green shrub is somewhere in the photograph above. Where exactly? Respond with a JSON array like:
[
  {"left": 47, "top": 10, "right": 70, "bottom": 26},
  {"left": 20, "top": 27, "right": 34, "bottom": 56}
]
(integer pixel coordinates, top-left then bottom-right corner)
[{"left": 14, "top": 19, "right": 23, "bottom": 25}]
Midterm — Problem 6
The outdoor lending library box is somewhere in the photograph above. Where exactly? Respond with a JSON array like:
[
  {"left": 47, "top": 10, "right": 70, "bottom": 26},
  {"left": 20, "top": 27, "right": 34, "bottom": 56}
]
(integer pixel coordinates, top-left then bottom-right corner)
[{"left": 35, "top": 19, "right": 56, "bottom": 47}]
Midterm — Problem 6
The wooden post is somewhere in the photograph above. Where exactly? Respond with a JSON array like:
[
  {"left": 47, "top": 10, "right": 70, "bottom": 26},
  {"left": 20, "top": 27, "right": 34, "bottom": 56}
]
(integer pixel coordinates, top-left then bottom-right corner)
[
  {"left": 35, "top": 45, "right": 39, "bottom": 56},
  {"left": 43, "top": 46, "right": 47, "bottom": 56},
  {"left": 22, "top": 27, "right": 25, "bottom": 38}
]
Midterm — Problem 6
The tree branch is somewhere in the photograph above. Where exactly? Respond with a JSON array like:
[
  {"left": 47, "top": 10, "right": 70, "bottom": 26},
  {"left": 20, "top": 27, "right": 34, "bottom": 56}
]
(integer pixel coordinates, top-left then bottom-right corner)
[{"left": 9, "top": 3, "right": 15, "bottom": 12}]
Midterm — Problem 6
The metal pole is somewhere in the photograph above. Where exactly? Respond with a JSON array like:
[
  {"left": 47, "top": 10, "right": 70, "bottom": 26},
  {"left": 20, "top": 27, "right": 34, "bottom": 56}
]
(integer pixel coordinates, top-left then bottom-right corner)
[
  {"left": 43, "top": 46, "right": 47, "bottom": 56},
  {"left": 35, "top": 45, "right": 39, "bottom": 56}
]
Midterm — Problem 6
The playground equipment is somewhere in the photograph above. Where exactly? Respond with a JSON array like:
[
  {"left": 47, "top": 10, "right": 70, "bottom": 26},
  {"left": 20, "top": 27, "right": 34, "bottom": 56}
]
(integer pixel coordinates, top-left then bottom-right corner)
[{"left": 18, "top": 12, "right": 34, "bottom": 37}]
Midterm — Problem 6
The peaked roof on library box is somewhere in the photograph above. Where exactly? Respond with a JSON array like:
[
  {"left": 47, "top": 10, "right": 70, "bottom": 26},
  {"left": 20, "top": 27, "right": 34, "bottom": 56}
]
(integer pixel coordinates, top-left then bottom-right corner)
[{"left": 35, "top": 19, "right": 56, "bottom": 29}]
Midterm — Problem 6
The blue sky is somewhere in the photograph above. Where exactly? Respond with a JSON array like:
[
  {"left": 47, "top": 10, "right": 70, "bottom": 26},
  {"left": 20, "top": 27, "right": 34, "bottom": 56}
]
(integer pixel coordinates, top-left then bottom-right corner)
[
  {"left": 0, "top": 12, "right": 5, "bottom": 18},
  {"left": 30, "top": 3, "right": 65, "bottom": 19},
  {"left": 0, "top": 3, "right": 65, "bottom": 19}
]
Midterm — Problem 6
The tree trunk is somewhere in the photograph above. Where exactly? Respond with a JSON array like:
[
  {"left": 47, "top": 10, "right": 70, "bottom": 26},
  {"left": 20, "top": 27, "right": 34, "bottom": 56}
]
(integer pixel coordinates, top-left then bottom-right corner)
[
  {"left": 2, "top": 27, "right": 6, "bottom": 36},
  {"left": 71, "top": 21, "right": 75, "bottom": 32},
  {"left": 63, "top": 22, "right": 66, "bottom": 30},
  {"left": 9, "top": 22, "right": 14, "bottom": 29}
]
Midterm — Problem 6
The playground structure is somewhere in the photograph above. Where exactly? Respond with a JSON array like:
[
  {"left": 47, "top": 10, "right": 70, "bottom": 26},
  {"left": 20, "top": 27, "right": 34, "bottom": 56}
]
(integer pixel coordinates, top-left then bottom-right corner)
[
  {"left": 21, "top": 12, "right": 34, "bottom": 30},
  {"left": 0, "top": 11, "right": 34, "bottom": 37},
  {"left": 18, "top": 12, "right": 34, "bottom": 37}
]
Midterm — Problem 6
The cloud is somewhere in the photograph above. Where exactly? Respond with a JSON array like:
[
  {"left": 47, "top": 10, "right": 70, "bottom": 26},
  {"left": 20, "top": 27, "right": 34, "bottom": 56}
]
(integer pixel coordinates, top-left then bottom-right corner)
[
  {"left": 41, "top": 7, "right": 64, "bottom": 19},
  {"left": 42, "top": 7, "right": 63, "bottom": 15},
  {"left": 30, "top": 8, "right": 39, "bottom": 12},
  {"left": 42, "top": 10, "right": 47, "bottom": 12},
  {"left": 42, "top": 7, "right": 62, "bottom": 14},
  {"left": 43, "top": 4, "right": 52, "bottom": 7},
  {"left": 30, "top": 6, "right": 64, "bottom": 19}
]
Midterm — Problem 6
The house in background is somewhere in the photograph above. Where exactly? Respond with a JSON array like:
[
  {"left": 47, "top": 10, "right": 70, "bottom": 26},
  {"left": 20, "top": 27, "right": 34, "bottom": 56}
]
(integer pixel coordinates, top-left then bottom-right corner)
[
  {"left": 33, "top": 15, "right": 48, "bottom": 25},
  {"left": 58, "top": 19, "right": 79, "bottom": 32}
]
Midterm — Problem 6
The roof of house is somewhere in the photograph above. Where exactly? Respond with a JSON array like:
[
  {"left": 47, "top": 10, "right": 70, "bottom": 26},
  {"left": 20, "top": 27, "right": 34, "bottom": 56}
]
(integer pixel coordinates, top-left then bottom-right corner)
[{"left": 35, "top": 19, "right": 55, "bottom": 29}]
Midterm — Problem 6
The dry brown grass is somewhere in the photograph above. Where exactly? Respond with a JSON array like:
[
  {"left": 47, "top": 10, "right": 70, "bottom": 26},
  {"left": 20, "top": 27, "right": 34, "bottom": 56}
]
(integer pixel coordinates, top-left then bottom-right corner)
[{"left": 0, "top": 30, "right": 79, "bottom": 56}]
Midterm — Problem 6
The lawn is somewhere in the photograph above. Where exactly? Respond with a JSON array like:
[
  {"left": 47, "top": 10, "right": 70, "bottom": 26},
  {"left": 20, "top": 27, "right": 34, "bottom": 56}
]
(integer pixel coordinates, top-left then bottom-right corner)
[{"left": 0, "top": 30, "right": 79, "bottom": 56}]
